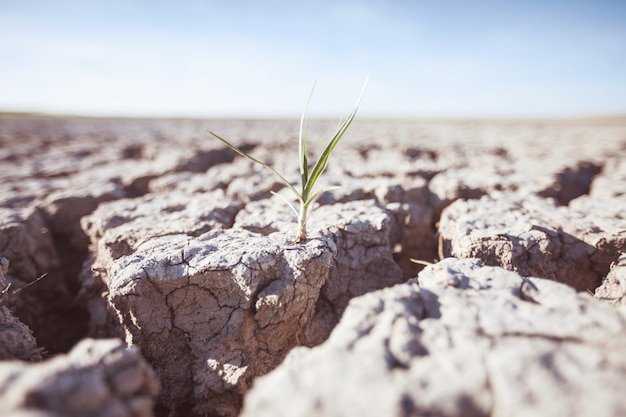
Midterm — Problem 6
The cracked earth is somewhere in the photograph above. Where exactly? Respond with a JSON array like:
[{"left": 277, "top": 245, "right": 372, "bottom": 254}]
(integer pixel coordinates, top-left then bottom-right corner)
[{"left": 1, "top": 115, "right": 625, "bottom": 416}]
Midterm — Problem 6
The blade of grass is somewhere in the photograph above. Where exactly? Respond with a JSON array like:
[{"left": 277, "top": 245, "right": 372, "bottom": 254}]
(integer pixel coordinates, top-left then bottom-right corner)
[
  {"left": 299, "top": 80, "right": 316, "bottom": 188},
  {"left": 304, "top": 75, "right": 369, "bottom": 198},
  {"left": 208, "top": 130, "right": 303, "bottom": 202},
  {"left": 208, "top": 75, "right": 368, "bottom": 244}
]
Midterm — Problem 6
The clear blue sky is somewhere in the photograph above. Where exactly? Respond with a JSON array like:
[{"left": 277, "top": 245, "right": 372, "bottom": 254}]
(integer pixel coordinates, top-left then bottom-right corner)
[{"left": 1, "top": 0, "right": 625, "bottom": 118}]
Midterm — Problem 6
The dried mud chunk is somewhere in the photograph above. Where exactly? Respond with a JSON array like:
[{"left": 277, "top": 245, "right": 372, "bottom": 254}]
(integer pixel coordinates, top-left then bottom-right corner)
[
  {"left": 0, "top": 338, "right": 159, "bottom": 417},
  {"left": 312, "top": 201, "right": 404, "bottom": 315},
  {"left": 236, "top": 199, "right": 404, "bottom": 336},
  {"left": 85, "top": 192, "right": 403, "bottom": 416},
  {"left": 241, "top": 258, "right": 626, "bottom": 417},
  {"left": 0, "top": 305, "right": 41, "bottom": 361},
  {"left": 0, "top": 257, "right": 41, "bottom": 361},
  {"left": 595, "top": 253, "right": 626, "bottom": 306},
  {"left": 102, "top": 228, "right": 335, "bottom": 417},
  {"left": 79, "top": 189, "right": 243, "bottom": 340},
  {"left": 438, "top": 194, "right": 625, "bottom": 291},
  {"left": 0, "top": 207, "right": 58, "bottom": 283},
  {"left": 81, "top": 189, "right": 240, "bottom": 260}
]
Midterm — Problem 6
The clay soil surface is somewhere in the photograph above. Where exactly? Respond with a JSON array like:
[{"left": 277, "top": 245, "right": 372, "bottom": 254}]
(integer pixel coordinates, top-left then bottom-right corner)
[{"left": 1, "top": 114, "right": 625, "bottom": 417}]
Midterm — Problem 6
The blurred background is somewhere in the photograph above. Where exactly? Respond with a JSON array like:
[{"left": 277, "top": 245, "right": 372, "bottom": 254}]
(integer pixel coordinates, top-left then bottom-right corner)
[{"left": 1, "top": 0, "right": 625, "bottom": 119}]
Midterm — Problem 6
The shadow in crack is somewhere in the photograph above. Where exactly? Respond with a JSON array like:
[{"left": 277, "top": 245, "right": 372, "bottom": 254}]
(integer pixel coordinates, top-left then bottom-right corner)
[{"left": 539, "top": 161, "right": 602, "bottom": 205}]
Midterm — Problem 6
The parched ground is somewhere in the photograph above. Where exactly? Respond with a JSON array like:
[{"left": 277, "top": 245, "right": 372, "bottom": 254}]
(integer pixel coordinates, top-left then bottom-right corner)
[{"left": 1, "top": 114, "right": 625, "bottom": 416}]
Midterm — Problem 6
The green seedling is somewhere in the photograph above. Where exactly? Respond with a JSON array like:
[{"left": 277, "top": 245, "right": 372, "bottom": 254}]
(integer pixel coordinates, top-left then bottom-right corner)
[{"left": 208, "top": 77, "right": 368, "bottom": 243}]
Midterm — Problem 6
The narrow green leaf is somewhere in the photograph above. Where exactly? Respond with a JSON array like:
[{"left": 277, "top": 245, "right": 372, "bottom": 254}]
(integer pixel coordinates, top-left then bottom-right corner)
[
  {"left": 299, "top": 80, "right": 316, "bottom": 189},
  {"left": 208, "top": 76, "right": 368, "bottom": 244},
  {"left": 208, "top": 130, "right": 303, "bottom": 202},
  {"left": 304, "top": 76, "right": 369, "bottom": 198}
]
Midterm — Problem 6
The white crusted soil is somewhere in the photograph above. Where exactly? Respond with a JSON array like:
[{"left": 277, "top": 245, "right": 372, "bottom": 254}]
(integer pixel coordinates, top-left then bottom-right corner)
[
  {"left": 242, "top": 258, "right": 626, "bottom": 417},
  {"left": 0, "top": 338, "right": 159, "bottom": 417},
  {"left": 1, "top": 117, "right": 625, "bottom": 416}
]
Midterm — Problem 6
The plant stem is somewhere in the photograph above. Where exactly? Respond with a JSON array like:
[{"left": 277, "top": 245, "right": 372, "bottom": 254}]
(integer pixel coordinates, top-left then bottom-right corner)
[{"left": 295, "top": 204, "right": 308, "bottom": 243}]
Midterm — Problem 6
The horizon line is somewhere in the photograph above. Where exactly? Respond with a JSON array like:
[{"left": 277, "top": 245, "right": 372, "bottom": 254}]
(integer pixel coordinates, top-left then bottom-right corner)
[{"left": 2, "top": 110, "right": 626, "bottom": 124}]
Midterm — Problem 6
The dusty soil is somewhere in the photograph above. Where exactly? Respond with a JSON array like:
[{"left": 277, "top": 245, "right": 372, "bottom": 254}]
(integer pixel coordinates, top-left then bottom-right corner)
[{"left": 1, "top": 114, "right": 625, "bottom": 416}]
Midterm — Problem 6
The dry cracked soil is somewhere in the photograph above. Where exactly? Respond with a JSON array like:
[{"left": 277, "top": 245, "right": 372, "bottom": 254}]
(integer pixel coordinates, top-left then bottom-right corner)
[{"left": 1, "top": 114, "right": 625, "bottom": 417}]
